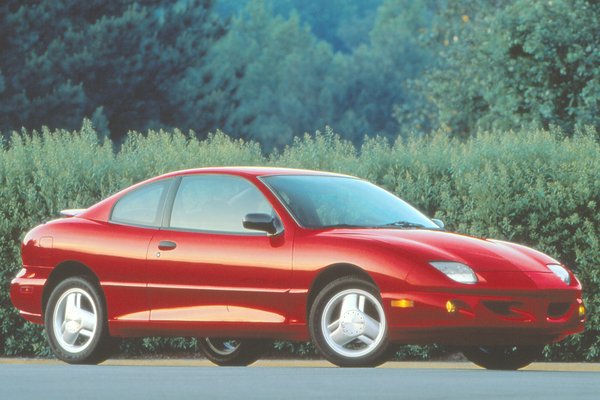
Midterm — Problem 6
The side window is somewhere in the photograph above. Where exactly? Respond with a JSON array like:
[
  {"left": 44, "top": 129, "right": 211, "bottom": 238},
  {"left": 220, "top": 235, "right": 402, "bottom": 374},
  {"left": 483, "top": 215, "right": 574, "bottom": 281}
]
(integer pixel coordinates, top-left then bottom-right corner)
[
  {"left": 110, "top": 180, "right": 171, "bottom": 227},
  {"left": 169, "top": 175, "right": 274, "bottom": 233}
]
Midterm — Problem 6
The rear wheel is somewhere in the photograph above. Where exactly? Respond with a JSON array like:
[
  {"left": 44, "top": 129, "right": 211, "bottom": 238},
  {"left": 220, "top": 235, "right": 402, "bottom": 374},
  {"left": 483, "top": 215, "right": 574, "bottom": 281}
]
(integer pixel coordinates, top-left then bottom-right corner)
[
  {"left": 198, "top": 338, "right": 270, "bottom": 366},
  {"left": 45, "top": 276, "right": 116, "bottom": 364},
  {"left": 462, "top": 345, "right": 543, "bottom": 370},
  {"left": 309, "top": 276, "right": 390, "bottom": 367}
]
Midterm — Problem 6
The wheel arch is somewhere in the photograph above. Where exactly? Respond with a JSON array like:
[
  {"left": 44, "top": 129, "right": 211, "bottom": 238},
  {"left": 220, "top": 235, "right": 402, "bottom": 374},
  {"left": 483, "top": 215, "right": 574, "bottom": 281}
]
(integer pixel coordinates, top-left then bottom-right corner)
[
  {"left": 306, "top": 263, "right": 376, "bottom": 319},
  {"left": 42, "top": 260, "right": 103, "bottom": 317}
]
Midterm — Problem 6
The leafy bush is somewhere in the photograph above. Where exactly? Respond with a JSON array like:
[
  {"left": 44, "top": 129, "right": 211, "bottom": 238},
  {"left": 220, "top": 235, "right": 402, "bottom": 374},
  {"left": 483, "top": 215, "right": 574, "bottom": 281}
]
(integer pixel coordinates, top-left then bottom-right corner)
[{"left": 1, "top": 122, "right": 598, "bottom": 360}]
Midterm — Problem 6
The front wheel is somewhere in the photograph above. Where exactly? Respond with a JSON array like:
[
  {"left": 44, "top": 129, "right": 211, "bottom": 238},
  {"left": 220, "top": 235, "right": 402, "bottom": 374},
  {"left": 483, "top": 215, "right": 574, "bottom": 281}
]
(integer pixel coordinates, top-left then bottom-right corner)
[
  {"left": 462, "top": 345, "right": 543, "bottom": 370},
  {"left": 309, "top": 276, "right": 390, "bottom": 367},
  {"left": 198, "top": 338, "right": 270, "bottom": 366},
  {"left": 45, "top": 276, "right": 116, "bottom": 364}
]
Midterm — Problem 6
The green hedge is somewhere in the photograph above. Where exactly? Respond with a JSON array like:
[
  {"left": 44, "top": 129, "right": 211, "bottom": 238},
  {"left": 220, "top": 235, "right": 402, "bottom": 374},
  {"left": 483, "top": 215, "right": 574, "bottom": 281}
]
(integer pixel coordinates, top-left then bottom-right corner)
[{"left": 1, "top": 121, "right": 598, "bottom": 360}]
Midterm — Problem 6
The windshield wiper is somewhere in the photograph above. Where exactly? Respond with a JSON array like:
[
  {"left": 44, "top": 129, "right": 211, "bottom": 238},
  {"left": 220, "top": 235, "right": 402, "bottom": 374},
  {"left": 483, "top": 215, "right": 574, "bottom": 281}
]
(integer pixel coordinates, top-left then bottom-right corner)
[
  {"left": 321, "top": 222, "right": 440, "bottom": 230},
  {"left": 377, "top": 221, "right": 431, "bottom": 229},
  {"left": 321, "top": 224, "right": 366, "bottom": 229}
]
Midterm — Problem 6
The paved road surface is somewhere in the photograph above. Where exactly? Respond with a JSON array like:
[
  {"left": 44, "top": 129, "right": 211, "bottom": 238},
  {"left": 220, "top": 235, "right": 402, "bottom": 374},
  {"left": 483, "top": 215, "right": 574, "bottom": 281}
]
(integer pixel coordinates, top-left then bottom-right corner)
[{"left": 1, "top": 360, "right": 599, "bottom": 400}]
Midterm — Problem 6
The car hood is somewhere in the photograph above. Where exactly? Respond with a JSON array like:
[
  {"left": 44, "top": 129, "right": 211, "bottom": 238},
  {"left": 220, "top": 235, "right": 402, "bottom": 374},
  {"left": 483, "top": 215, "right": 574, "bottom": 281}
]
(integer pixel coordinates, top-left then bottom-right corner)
[{"left": 321, "top": 228, "right": 556, "bottom": 273}]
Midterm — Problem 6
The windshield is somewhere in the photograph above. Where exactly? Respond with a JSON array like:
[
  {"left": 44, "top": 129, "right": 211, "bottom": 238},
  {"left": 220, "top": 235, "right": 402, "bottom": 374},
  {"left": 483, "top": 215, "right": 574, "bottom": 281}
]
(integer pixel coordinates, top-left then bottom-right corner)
[{"left": 262, "top": 175, "right": 439, "bottom": 229}]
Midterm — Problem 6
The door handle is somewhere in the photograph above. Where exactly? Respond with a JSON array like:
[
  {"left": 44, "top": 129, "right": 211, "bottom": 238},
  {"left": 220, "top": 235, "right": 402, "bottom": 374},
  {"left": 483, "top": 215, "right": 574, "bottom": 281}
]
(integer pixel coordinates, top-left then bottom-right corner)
[{"left": 158, "top": 240, "right": 177, "bottom": 251}]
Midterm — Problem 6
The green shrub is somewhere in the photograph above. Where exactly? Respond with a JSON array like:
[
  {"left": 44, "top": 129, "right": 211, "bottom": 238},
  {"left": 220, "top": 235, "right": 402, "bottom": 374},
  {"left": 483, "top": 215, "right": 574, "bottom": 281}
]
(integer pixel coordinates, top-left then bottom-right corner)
[{"left": 1, "top": 122, "right": 598, "bottom": 360}]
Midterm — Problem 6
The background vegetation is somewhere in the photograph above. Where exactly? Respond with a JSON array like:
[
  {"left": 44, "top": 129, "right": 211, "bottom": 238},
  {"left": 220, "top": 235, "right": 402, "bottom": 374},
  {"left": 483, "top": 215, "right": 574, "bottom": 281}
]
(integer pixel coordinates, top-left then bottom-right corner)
[
  {"left": 1, "top": 0, "right": 598, "bottom": 148},
  {"left": 0, "top": 123, "right": 598, "bottom": 360},
  {"left": 0, "top": 0, "right": 599, "bottom": 360}
]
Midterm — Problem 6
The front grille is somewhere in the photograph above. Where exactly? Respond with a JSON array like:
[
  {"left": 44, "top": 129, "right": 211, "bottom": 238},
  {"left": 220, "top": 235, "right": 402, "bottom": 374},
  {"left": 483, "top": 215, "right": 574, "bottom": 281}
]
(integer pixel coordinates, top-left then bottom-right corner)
[
  {"left": 547, "top": 302, "right": 570, "bottom": 318},
  {"left": 483, "top": 301, "right": 520, "bottom": 316}
]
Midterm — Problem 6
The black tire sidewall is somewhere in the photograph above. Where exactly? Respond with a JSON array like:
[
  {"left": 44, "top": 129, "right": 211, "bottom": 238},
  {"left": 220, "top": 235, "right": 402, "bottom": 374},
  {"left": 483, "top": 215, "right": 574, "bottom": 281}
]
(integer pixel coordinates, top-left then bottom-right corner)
[
  {"left": 198, "top": 338, "right": 269, "bottom": 366},
  {"left": 44, "top": 276, "right": 110, "bottom": 364},
  {"left": 309, "top": 276, "right": 390, "bottom": 367},
  {"left": 462, "top": 345, "right": 543, "bottom": 370}
]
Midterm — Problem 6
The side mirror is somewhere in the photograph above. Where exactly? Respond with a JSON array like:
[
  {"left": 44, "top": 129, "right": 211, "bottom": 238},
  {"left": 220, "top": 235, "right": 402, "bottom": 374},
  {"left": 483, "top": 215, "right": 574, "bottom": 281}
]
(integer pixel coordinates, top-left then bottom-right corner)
[
  {"left": 243, "top": 213, "right": 278, "bottom": 235},
  {"left": 431, "top": 218, "right": 445, "bottom": 229}
]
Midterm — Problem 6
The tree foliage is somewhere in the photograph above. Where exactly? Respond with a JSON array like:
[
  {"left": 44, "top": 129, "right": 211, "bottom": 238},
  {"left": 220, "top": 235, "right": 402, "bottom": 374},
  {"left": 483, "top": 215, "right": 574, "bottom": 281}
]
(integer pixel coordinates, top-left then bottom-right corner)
[
  {"left": 336, "top": 0, "right": 436, "bottom": 140},
  {"left": 0, "top": 0, "right": 223, "bottom": 141},
  {"left": 1, "top": 0, "right": 599, "bottom": 144},
  {"left": 0, "top": 0, "right": 440, "bottom": 146},
  {"left": 195, "top": 0, "right": 436, "bottom": 148},
  {"left": 178, "top": 0, "right": 338, "bottom": 150},
  {"left": 421, "top": 0, "right": 600, "bottom": 136},
  {"left": 216, "top": 0, "right": 384, "bottom": 52}
]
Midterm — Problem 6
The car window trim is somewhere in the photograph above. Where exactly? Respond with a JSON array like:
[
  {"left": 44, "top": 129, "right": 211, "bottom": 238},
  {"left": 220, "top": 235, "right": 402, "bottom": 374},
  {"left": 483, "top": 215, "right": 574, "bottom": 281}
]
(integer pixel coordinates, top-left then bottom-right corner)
[
  {"left": 258, "top": 175, "right": 308, "bottom": 229},
  {"left": 160, "top": 176, "right": 182, "bottom": 228},
  {"left": 109, "top": 178, "right": 175, "bottom": 228},
  {"left": 162, "top": 173, "right": 282, "bottom": 236},
  {"left": 159, "top": 225, "right": 269, "bottom": 236},
  {"left": 259, "top": 174, "right": 437, "bottom": 231}
]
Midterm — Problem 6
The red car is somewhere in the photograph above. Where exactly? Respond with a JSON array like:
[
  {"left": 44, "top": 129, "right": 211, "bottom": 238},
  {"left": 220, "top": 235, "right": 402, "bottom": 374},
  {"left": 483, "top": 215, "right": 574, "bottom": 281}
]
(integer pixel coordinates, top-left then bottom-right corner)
[{"left": 10, "top": 167, "right": 584, "bottom": 368}]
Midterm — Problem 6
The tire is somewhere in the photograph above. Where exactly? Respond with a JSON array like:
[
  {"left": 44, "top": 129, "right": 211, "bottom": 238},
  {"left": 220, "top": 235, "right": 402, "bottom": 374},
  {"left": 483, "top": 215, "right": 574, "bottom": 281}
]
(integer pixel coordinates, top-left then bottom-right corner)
[
  {"left": 44, "top": 276, "right": 116, "bottom": 364},
  {"left": 309, "top": 276, "right": 390, "bottom": 367},
  {"left": 462, "top": 345, "right": 543, "bottom": 370},
  {"left": 198, "top": 338, "right": 270, "bottom": 366}
]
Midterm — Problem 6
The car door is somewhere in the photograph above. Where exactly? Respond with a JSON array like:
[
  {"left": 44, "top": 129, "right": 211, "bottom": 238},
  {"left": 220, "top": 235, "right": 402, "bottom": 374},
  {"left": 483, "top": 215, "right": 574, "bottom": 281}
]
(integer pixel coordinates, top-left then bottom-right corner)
[
  {"left": 147, "top": 174, "right": 293, "bottom": 332},
  {"left": 100, "top": 178, "right": 174, "bottom": 323}
]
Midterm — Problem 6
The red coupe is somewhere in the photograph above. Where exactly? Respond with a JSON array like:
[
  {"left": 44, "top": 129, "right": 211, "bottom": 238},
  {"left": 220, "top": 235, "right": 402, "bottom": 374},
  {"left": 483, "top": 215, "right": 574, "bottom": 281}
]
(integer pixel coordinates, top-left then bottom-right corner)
[{"left": 10, "top": 167, "right": 584, "bottom": 368}]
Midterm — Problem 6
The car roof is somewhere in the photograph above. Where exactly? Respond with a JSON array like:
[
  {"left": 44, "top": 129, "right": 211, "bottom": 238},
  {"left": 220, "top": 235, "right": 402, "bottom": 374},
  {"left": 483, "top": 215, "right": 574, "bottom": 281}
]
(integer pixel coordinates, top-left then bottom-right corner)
[
  {"left": 79, "top": 167, "right": 354, "bottom": 222},
  {"left": 156, "top": 166, "right": 353, "bottom": 180}
]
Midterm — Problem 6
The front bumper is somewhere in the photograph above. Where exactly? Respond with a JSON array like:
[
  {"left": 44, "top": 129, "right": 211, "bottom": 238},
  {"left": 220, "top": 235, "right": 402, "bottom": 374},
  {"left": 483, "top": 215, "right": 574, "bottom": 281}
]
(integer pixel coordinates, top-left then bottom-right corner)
[
  {"left": 10, "top": 266, "right": 50, "bottom": 324},
  {"left": 383, "top": 288, "right": 585, "bottom": 346}
]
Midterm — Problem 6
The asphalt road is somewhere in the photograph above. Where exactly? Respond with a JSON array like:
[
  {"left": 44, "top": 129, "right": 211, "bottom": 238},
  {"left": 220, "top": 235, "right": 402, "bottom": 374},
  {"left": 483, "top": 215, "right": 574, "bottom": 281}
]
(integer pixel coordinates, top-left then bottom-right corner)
[{"left": 2, "top": 361, "right": 599, "bottom": 400}]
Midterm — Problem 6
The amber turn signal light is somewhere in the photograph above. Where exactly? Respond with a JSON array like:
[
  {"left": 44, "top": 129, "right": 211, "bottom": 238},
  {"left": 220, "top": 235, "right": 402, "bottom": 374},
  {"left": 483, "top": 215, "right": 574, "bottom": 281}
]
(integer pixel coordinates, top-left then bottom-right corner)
[
  {"left": 446, "top": 300, "right": 457, "bottom": 313},
  {"left": 391, "top": 299, "right": 414, "bottom": 308}
]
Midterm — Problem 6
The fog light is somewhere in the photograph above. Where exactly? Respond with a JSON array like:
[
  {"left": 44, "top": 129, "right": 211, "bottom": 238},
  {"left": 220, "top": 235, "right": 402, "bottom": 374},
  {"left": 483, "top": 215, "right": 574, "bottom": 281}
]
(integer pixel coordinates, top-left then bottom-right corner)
[
  {"left": 579, "top": 304, "right": 586, "bottom": 318},
  {"left": 391, "top": 299, "right": 414, "bottom": 308},
  {"left": 446, "top": 300, "right": 457, "bottom": 313}
]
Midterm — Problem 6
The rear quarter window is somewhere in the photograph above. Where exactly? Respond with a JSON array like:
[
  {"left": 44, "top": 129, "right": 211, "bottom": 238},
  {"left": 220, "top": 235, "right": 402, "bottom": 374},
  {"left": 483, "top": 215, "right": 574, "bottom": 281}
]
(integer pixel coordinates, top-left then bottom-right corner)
[{"left": 110, "top": 179, "right": 171, "bottom": 227}]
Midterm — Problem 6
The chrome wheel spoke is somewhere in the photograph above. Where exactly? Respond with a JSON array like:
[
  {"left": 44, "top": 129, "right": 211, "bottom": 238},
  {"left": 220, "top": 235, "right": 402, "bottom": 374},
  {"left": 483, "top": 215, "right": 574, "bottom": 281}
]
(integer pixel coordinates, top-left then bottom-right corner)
[
  {"left": 65, "top": 293, "right": 76, "bottom": 320},
  {"left": 79, "top": 309, "right": 96, "bottom": 331},
  {"left": 79, "top": 329, "right": 94, "bottom": 338},
  {"left": 223, "top": 340, "right": 239, "bottom": 352},
  {"left": 362, "top": 313, "right": 381, "bottom": 339},
  {"left": 357, "top": 335, "right": 375, "bottom": 346},
  {"left": 53, "top": 287, "right": 98, "bottom": 354},
  {"left": 327, "top": 319, "right": 340, "bottom": 332},
  {"left": 339, "top": 294, "right": 358, "bottom": 317},
  {"left": 329, "top": 326, "right": 357, "bottom": 347},
  {"left": 320, "top": 287, "right": 387, "bottom": 359},
  {"left": 75, "top": 293, "right": 82, "bottom": 309},
  {"left": 204, "top": 338, "right": 241, "bottom": 356},
  {"left": 62, "top": 327, "right": 79, "bottom": 345},
  {"left": 358, "top": 295, "right": 366, "bottom": 312}
]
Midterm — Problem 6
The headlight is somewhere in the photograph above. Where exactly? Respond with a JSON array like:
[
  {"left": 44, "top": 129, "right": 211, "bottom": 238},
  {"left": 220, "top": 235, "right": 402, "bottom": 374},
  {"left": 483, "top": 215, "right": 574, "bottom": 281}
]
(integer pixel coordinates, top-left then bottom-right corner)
[
  {"left": 430, "top": 261, "right": 478, "bottom": 284},
  {"left": 547, "top": 264, "right": 571, "bottom": 285}
]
